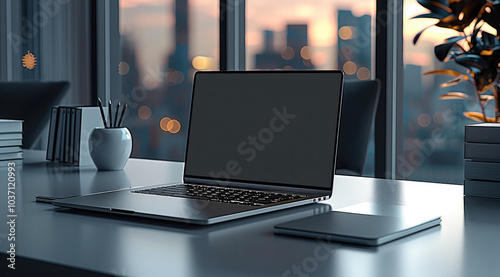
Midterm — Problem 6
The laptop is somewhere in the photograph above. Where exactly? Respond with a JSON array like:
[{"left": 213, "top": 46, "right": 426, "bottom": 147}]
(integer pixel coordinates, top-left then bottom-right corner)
[{"left": 53, "top": 70, "right": 344, "bottom": 224}]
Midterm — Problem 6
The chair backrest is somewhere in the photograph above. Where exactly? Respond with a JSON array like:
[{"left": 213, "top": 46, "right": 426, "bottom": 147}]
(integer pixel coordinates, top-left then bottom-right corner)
[
  {"left": 0, "top": 81, "right": 69, "bottom": 148},
  {"left": 336, "top": 79, "right": 380, "bottom": 176}
]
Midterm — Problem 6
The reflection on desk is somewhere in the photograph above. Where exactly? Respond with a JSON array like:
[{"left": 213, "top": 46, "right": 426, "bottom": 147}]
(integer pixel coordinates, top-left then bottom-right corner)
[{"left": 35, "top": 165, "right": 132, "bottom": 202}]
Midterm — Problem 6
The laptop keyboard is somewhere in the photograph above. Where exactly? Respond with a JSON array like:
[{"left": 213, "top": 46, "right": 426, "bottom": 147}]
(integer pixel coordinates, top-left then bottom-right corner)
[{"left": 131, "top": 184, "right": 308, "bottom": 206}]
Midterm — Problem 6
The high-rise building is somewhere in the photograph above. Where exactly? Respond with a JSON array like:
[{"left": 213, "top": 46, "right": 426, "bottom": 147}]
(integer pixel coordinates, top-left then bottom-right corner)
[
  {"left": 120, "top": 34, "right": 140, "bottom": 98},
  {"left": 255, "top": 30, "right": 282, "bottom": 69},
  {"left": 253, "top": 24, "right": 314, "bottom": 70},
  {"left": 337, "top": 10, "right": 371, "bottom": 80},
  {"left": 167, "top": 0, "right": 189, "bottom": 82},
  {"left": 284, "top": 24, "right": 313, "bottom": 70}
]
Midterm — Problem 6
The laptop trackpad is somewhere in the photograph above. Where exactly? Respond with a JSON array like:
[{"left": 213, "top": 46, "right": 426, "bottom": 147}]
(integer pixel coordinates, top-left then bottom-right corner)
[{"left": 274, "top": 210, "right": 441, "bottom": 246}]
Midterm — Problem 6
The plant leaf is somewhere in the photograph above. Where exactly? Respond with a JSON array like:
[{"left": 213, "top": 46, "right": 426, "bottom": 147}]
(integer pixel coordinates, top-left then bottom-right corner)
[
  {"left": 440, "top": 75, "right": 469, "bottom": 87},
  {"left": 423, "top": 69, "right": 465, "bottom": 77},
  {"left": 413, "top": 25, "right": 435, "bottom": 44},
  {"left": 454, "top": 54, "right": 489, "bottom": 70},
  {"left": 480, "top": 94, "right": 495, "bottom": 103},
  {"left": 434, "top": 39, "right": 467, "bottom": 61},
  {"left": 463, "top": 111, "right": 495, "bottom": 122},
  {"left": 436, "top": 15, "right": 459, "bottom": 28},
  {"left": 417, "top": 0, "right": 452, "bottom": 15},
  {"left": 410, "top": 13, "right": 445, "bottom": 20},
  {"left": 439, "top": 92, "right": 470, "bottom": 100},
  {"left": 480, "top": 49, "right": 495, "bottom": 55},
  {"left": 428, "top": 0, "right": 453, "bottom": 13},
  {"left": 480, "top": 82, "right": 495, "bottom": 93}
]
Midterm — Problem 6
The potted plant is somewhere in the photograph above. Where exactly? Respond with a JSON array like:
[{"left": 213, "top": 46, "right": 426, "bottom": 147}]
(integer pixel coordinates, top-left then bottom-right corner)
[
  {"left": 413, "top": 1, "right": 500, "bottom": 198},
  {"left": 413, "top": 0, "right": 500, "bottom": 122}
]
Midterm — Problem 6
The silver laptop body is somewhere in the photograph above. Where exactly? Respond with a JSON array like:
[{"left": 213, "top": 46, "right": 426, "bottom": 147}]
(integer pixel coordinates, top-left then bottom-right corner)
[{"left": 53, "top": 70, "right": 344, "bottom": 225}]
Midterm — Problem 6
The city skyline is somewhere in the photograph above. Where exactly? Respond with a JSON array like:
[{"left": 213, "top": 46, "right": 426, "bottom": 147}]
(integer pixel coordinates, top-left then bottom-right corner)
[
  {"left": 119, "top": 2, "right": 376, "bottom": 161},
  {"left": 119, "top": 0, "right": 464, "bottom": 83},
  {"left": 119, "top": 0, "right": 476, "bottom": 183},
  {"left": 120, "top": 0, "right": 379, "bottom": 77}
]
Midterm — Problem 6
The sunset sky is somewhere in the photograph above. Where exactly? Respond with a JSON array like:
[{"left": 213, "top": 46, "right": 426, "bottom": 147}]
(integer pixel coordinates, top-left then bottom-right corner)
[{"left": 119, "top": 0, "right": 468, "bottom": 81}]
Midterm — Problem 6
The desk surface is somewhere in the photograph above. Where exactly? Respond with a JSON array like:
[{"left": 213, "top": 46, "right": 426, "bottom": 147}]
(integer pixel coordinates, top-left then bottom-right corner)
[{"left": 1, "top": 153, "right": 500, "bottom": 277}]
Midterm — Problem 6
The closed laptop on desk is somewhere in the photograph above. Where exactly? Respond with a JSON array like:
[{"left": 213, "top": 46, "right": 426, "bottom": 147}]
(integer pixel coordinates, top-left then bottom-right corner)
[
  {"left": 53, "top": 70, "right": 344, "bottom": 224},
  {"left": 275, "top": 211, "right": 441, "bottom": 246}
]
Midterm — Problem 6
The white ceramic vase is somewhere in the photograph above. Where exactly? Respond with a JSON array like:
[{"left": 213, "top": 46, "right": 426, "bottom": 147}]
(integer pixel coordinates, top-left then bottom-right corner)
[{"left": 89, "top": 127, "right": 132, "bottom": 171}]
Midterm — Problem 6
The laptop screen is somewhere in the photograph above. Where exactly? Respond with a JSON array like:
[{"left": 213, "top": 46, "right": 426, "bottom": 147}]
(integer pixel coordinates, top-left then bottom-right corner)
[{"left": 184, "top": 71, "right": 343, "bottom": 190}]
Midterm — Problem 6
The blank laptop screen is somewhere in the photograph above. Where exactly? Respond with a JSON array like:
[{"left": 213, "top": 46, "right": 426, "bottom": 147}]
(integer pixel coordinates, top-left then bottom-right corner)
[{"left": 184, "top": 71, "right": 343, "bottom": 190}]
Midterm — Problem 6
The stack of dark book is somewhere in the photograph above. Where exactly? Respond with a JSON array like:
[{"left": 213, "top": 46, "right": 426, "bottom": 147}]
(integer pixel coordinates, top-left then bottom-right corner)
[
  {"left": 464, "top": 123, "right": 500, "bottom": 198},
  {"left": 0, "top": 119, "right": 23, "bottom": 167},
  {"left": 46, "top": 106, "right": 104, "bottom": 166}
]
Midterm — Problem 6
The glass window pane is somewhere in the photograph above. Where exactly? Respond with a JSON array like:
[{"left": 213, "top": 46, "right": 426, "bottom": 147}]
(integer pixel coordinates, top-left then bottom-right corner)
[
  {"left": 246, "top": 1, "right": 376, "bottom": 175},
  {"left": 246, "top": 1, "right": 374, "bottom": 74},
  {"left": 403, "top": 0, "right": 467, "bottom": 184},
  {"left": 119, "top": 0, "right": 218, "bottom": 161}
]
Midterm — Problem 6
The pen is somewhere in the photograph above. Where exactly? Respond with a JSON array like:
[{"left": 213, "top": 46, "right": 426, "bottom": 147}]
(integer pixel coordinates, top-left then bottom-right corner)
[
  {"left": 117, "top": 103, "right": 127, "bottom": 127},
  {"left": 97, "top": 98, "right": 108, "bottom": 128},
  {"left": 114, "top": 102, "right": 121, "bottom": 128},
  {"left": 108, "top": 100, "right": 113, "bottom": 128}
]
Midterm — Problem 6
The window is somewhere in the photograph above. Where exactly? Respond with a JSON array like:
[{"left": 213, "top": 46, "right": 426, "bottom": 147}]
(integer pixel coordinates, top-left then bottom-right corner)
[
  {"left": 402, "top": 0, "right": 467, "bottom": 184},
  {"left": 0, "top": 0, "right": 94, "bottom": 103},
  {"left": 96, "top": 0, "right": 463, "bottom": 183},
  {"left": 119, "top": 0, "right": 219, "bottom": 161},
  {"left": 246, "top": 1, "right": 375, "bottom": 72},
  {"left": 246, "top": 0, "right": 377, "bottom": 175},
  {"left": 0, "top": 1, "right": 397, "bottom": 173},
  {"left": 0, "top": 1, "right": 94, "bottom": 149}
]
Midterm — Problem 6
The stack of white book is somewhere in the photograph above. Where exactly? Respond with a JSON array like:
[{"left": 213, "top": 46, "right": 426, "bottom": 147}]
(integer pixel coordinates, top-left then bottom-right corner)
[{"left": 0, "top": 119, "right": 23, "bottom": 167}]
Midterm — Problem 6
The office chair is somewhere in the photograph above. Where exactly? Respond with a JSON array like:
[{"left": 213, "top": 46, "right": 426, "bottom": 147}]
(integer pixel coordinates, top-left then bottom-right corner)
[
  {"left": 336, "top": 79, "right": 380, "bottom": 176},
  {"left": 0, "top": 81, "right": 69, "bottom": 148}
]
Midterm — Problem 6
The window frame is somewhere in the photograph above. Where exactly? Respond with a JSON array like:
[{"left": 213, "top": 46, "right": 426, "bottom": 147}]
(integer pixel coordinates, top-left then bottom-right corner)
[
  {"left": 220, "top": 0, "right": 245, "bottom": 70},
  {"left": 374, "top": 0, "right": 403, "bottom": 179}
]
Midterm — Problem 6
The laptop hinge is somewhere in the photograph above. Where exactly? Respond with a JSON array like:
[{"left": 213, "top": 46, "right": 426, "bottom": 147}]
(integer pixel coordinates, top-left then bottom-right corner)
[{"left": 183, "top": 177, "right": 331, "bottom": 196}]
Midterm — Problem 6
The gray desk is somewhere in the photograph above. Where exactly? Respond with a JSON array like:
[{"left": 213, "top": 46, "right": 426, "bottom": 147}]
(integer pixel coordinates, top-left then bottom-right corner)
[{"left": 1, "top": 152, "right": 500, "bottom": 276}]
